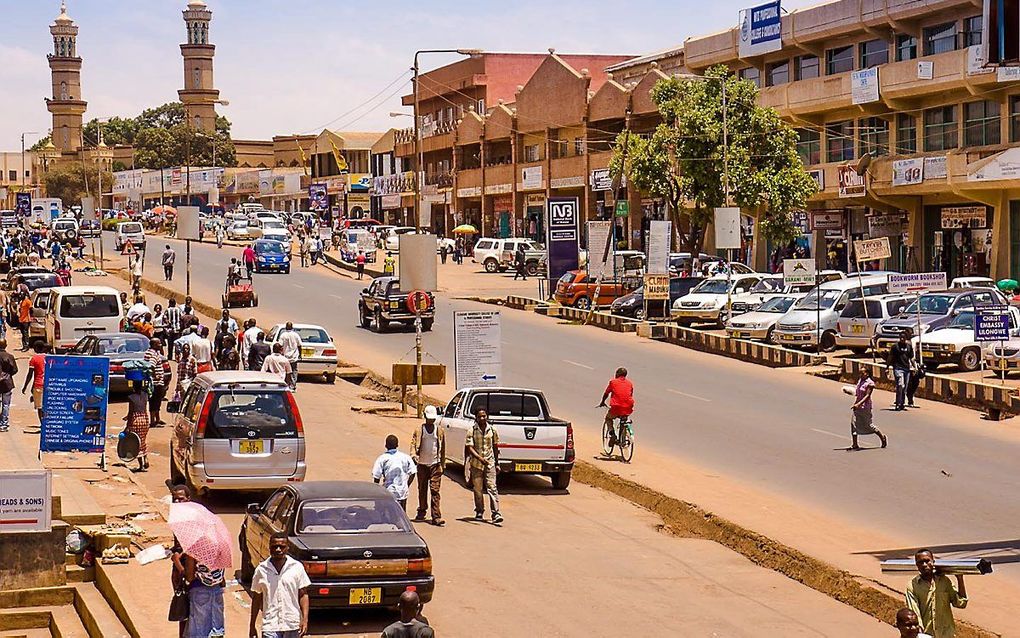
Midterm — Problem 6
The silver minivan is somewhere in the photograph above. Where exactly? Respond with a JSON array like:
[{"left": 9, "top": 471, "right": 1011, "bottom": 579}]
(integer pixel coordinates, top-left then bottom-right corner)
[
  {"left": 835, "top": 293, "right": 913, "bottom": 354},
  {"left": 170, "top": 371, "right": 306, "bottom": 494},
  {"left": 773, "top": 275, "right": 890, "bottom": 351}
]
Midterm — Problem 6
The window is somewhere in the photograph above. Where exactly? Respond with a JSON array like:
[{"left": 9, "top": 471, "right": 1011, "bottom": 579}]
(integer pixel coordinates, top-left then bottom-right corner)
[
  {"left": 574, "top": 138, "right": 585, "bottom": 156},
  {"left": 858, "top": 117, "right": 889, "bottom": 157},
  {"left": 795, "top": 55, "right": 819, "bottom": 80},
  {"left": 923, "top": 22, "right": 957, "bottom": 55},
  {"left": 859, "top": 39, "right": 889, "bottom": 68},
  {"left": 766, "top": 60, "right": 790, "bottom": 86},
  {"left": 796, "top": 128, "right": 821, "bottom": 165},
  {"left": 963, "top": 15, "right": 983, "bottom": 47},
  {"left": 204, "top": 390, "right": 297, "bottom": 439},
  {"left": 7, "top": 170, "right": 15, "bottom": 181},
  {"left": 1010, "top": 96, "right": 1020, "bottom": 142},
  {"left": 964, "top": 100, "right": 1001, "bottom": 146},
  {"left": 59, "top": 81, "right": 68, "bottom": 100},
  {"left": 897, "top": 113, "right": 917, "bottom": 154},
  {"left": 59, "top": 294, "right": 120, "bottom": 318},
  {"left": 924, "top": 106, "right": 958, "bottom": 151},
  {"left": 524, "top": 144, "right": 540, "bottom": 162},
  {"left": 826, "top": 46, "right": 854, "bottom": 74},
  {"left": 476, "top": 98, "right": 485, "bottom": 113},
  {"left": 896, "top": 34, "right": 918, "bottom": 61},
  {"left": 738, "top": 66, "right": 760, "bottom": 88},
  {"left": 826, "top": 120, "right": 854, "bottom": 162}
]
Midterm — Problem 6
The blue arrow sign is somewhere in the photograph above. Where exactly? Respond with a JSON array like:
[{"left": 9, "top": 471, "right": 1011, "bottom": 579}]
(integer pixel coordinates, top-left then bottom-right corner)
[{"left": 481, "top": 374, "right": 497, "bottom": 381}]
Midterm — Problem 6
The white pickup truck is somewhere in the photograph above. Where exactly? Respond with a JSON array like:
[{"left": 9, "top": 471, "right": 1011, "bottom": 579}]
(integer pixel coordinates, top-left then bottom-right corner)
[{"left": 438, "top": 387, "right": 575, "bottom": 489}]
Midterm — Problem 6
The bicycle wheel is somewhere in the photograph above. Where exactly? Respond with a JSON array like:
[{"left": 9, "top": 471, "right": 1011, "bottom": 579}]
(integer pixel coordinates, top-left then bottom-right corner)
[
  {"left": 601, "top": 419, "right": 615, "bottom": 456},
  {"left": 620, "top": 422, "right": 635, "bottom": 463}
]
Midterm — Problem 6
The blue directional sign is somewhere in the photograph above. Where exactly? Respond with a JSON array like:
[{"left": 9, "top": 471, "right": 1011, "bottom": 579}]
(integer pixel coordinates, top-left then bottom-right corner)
[
  {"left": 40, "top": 356, "right": 109, "bottom": 454},
  {"left": 976, "top": 307, "right": 1011, "bottom": 342}
]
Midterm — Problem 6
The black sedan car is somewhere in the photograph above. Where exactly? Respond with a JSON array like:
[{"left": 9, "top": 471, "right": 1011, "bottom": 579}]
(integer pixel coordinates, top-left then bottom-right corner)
[
  {"left": 239, "top": 482, "right": 434, "bottom": 609},
  {"left": 68, "top": 333, "right": 152, "bottom": 393},
  {"left": 610, "top": 276, "right": 703, "bottom": 320}
]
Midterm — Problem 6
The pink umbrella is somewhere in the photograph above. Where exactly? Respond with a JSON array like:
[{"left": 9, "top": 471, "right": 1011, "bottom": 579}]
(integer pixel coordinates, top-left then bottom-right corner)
[{"left": 168, "top": 502, "right": 233, "bottom": 571}]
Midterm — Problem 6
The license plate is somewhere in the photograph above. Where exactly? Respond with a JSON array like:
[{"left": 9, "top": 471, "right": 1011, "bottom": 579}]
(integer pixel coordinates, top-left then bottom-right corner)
[
  {"left": 515, "top": 463, "right": 543, "bottom": 472},
  {"left": 301, "top": 347, "right": 314, "bottom": 358},
  {"left": 348, "top": 588, "right": 382, "bottom": 605},
  {"left": 851, "top": 325, "right": 864, "bottom": 334},
  {"left": 238, "top": 440, "right": 264, "bottom": 455}
]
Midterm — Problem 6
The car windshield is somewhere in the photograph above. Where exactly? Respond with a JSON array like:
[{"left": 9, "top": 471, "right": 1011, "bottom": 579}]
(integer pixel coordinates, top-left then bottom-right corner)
[
  {"left": 691, "top": 279, "right": 731, "bottom": 294},
  {"left": 204, "top": 390, "right": 296, "bottom": 439},
  {"left": 903, "top": 294, "right": 955, "bottom": 315},
  {"left": 297, "top": 498, "right": 411, "bottom": 534},
  {"left": 759, "top": 296, "right": 797, "bottom": 313},
  {"left": 946, "top": 311, "right": 976, "bottom": 329},
  {"left": 295, "top": 328, "right": 329, "bottom": 343},
  {"left": 750, "top": 279, "right": 783, "bottom": 293},
  {"left": 59, "top": 293, "right": 119, "bottom": 317},
  {"left": 97, "top": 335, "right": 149, "bottom": 355},
  {"left": 795, "top": 289, "right": 842, "bottom": 310},
  {"left": 120, "top": 223, "right": 142, "bottom": 233},
  {"left": 257, "top": 242, "right": 285, "bottom": 255}
]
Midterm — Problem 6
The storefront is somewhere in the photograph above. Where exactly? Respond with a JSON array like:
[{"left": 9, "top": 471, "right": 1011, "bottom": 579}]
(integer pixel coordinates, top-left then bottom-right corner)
[
  {"left": 524, "top": 193, "right": 545, "bottom": 242},
  {"left": 923, "top": 204, "right": 992, "bottom": 279}
]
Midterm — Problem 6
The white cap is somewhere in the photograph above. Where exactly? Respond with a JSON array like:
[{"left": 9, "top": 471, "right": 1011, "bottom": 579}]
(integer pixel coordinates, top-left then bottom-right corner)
[{"left": 424, "top": 405, "right": 438, "bottom": 420}]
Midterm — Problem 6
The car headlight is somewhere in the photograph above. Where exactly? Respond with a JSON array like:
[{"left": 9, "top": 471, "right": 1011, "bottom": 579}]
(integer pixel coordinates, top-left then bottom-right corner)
[
  {"left": 805, "top": 322, "right": 817, "bottom": 330},
  {"left": 623, "top": 297, "right": 638, "bottom": 306}
]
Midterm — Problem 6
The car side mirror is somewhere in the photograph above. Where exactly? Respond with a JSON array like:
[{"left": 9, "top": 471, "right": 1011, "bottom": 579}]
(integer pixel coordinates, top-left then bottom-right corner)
[
  {"left": 362, "top": 288, "right": 369, "bottom": 294},
  {"left": 246, "top": 503, "right": 261, "bottom": 516},
  {"left": 834, "top": 303, "right": 846, "bottom": 312}
]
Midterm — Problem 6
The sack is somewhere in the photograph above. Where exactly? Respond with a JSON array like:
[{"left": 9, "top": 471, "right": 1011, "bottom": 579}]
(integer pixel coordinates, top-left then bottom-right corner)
[
  {"left": 913, "top": 365, "right": 926, "bottom": 381},
  {"left": 167, "top": 587, "right": 189, "bottom": 622}
]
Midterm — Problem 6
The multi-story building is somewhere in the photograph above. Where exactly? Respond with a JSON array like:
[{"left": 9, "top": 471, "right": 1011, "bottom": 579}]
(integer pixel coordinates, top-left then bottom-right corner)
[{"left": 0, "top": 151, "right": 38, "bottom": 209}]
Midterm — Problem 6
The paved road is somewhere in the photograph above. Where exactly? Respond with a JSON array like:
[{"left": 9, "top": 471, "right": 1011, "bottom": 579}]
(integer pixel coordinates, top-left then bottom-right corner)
[{"left": 117, "top": 235, "right": 1020, "bottom": 614}]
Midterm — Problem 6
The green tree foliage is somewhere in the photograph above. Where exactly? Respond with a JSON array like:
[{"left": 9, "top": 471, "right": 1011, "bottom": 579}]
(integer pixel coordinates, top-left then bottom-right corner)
[
  {"left": 40, "top": 164, "right": 112, "bottom": 205},
  {"left": 611, "top": 65, "right": 816, "bottom": 254}
]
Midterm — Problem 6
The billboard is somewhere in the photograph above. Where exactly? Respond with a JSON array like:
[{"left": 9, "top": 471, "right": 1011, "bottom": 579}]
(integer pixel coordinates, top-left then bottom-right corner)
[
  {"left": 309, "top": 183, "right": 328, "bottom": 211},
  {"left": 738, "top": 1, "right": 783, "bottom": 58},
  {"left": 40, "top": 356, "right": 109, "bottom": 454},
  {"left": 545, "top": 197, "right": 580, "bottom": 286}
]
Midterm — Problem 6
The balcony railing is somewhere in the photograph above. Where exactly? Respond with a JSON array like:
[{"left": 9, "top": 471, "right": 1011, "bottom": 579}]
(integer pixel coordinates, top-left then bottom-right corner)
[{"left": 425, "top": 171, "right": 454, "bottom": 188}]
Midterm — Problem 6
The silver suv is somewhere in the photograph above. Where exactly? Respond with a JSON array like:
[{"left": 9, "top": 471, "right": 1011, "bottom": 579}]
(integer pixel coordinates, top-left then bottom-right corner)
[
  {"left": 169, "top": 372, "right": 306, "bottom": 494},
  {"left": 472, "top": 238, "right": 538, "bottom": 273}
]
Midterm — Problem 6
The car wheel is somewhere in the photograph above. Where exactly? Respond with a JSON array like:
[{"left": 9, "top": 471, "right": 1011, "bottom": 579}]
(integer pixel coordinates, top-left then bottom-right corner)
[
  {"left": 550, "top": 472, "right": 571, "bottom": 490},
  {"left": 959, "top": 347, "right": 981, "bottom": 372},
  {"left": 373, "top": 309, "right": 385, "bottom": 333},
  {"left": 848, "top": 346, "right": 868, "bottom": 356},
  {"left": 169, "top": 446, "right": 184, "bottom": 484},
  {"left": 325, "top": 371, "right": 337, "bottom": 384},
  {"left": 574, "top": 296, "right": 591, "bottom": 310},
  {"left": 526, "top": 262, "right": 539, "bottom": 276},
  {"left": 819, "top": 331, "right": 837, "bottom": 352},
  {"left": 359, "top": 304, "right": 371, "bottom": 328},
  {"left": 483, "top": 258, "right": 499, "bottom": 273},
  {"left": 634, "top": 308, "right": 646, "bottom": 321},
  {"left": 238, "top": 527, "right": 254, "bottom": 584},
  {"left": 765, "top": 327, "right": 775, "bottom": 344}
]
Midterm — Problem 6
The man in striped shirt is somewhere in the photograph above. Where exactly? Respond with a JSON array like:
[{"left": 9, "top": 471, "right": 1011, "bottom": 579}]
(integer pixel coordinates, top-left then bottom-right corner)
[
  {"left": 143, "top": 337, "right": 172, "bottom": 426},
  {"left": 163, "top": 298, "right": 183, "bottom": 359}
]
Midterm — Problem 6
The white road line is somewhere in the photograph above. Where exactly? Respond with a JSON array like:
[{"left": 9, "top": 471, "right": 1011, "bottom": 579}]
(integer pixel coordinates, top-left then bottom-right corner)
[
  {"left": 562, "top": 359, "right": 594, "bottom": 370},
  {"left": 666, "top": 388, "right": 711, "bottom": 402},
  {"left": 810, "top": 428, "right": 849, "bottom": 440},
  {"left": 330, "top": 294, "right": 343, "bottom": 300},
  {"left": 292, "top": 283, "right": 305, "bottom": 289}
]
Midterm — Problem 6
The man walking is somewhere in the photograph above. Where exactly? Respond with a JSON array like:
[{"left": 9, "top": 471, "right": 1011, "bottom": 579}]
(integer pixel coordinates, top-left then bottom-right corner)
[
  {"left": 163, "top": 298, "right": 183, "bottom": 359},
  {"left": 261, "top": 344, "right": 292, "bottom": 384},
  {"left": 372, "top": 434, "right": 416, "bottom": 511},
  {"left": 513, "top": 244, "right": 528, "bottom": 281},
  {"left": 411, "top": 405, "right": 446, "bottom": 526},
  {"left": 17, "top": 292, "right": 32, "bottom": 351},
  {"left": 0, "top": 339, "right": 18, "bottom": 433},
  {"left": 381, "top": 590, "right": 434, "bottom": 638},
  {"left": 248, "top": 332, "right": 272, "bottom": 373},
  {"left": 277, "top": 323, "right": 302, "bottom": 391},
  {"left": 162, "top": 244, "right": 176, "bottom": 281},
  {"left": 466, "top": 409, "right": 502, "bottom": 524},
  {"left": 906, "top": 548, "right": 968, "bottom": 638},
  {"left": 887, "top": 330, "right": 914, "bottom": 410},
  {"left": 143, "top": 337, "right": 171, "bottom": 427},
  {"left": 21, "top": 342, "right": 47, "bottom": 427},
  {"left": 249, "top": 532, "right": 310, "bottom": 638},
  {"left": 243, "top": 243, "right": 257, "bottom": 278}
]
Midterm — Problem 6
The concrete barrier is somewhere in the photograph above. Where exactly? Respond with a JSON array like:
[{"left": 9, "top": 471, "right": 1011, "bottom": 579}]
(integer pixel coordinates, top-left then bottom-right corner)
[
  {"left": 551, "top": 306, "right": 639, "bottom": 333},
  {"left": 657, "top": 324, "right": 825, "bottom": 368},
  {"left": 840, "top": 359, "right": 1019, "bottom": 417},
  {"left": 505, "top": 295, "right": 545, "bottom": 311}
]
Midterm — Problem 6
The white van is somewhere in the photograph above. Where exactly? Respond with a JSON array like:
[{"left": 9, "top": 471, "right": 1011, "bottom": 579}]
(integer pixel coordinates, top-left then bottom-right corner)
[
  {"left": 773, "top": 275, "right": 890, "bottom": 351},
  {"left": 45, "top": 286, "right": 124, "bottom": 352},
  {"left": 115, "top": 221, "right": 145, "bottom": 251}
]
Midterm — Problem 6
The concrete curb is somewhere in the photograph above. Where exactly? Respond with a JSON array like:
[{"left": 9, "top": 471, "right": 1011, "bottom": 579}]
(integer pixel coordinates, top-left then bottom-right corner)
[{"left": 656, "top": 324, "right": 826, "bottom": 368}]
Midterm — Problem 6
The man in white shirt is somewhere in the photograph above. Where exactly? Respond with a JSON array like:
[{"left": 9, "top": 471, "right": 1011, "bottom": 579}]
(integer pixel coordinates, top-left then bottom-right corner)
[
  {"left": 249, "top": 532, "right": 309, "bottom": 638},
  {"left": 174, "top": 326, "right": 200, "bottom": 360},
  {"left": 372, "top": 434, "right": 416, "bottom": 511},
  {"left": 125, "top": 296, "right": 150, "bottom": 322},
  {"left": 240, "top": 319, "right": 263, "bottom": 370},
  {"left": 261, "top": 343, "right": 292, "bottom": 382},
  {"left": 191, "top": 326, "right": 215, "bottom": 373},
  {"left": 277, "top": 322, "right": 302, "bottom": 391}
]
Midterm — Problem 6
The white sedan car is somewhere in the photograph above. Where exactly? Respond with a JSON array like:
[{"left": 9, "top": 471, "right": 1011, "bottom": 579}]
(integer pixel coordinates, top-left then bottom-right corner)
[
  {"left": 226, "top": 221, "right": 254, "bottom": 241},
  {"left": 385, "top": 229, "right": 455, "bottom": 253},
  {"left": 725, "top": 293, "right": 803, "bottom": 342},
  {"left": 265, "top": 323, "right": 338, "bottom": 383}
]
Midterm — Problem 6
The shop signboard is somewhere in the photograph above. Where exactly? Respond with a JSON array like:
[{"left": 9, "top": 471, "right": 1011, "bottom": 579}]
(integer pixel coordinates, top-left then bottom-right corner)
[
  {"left": 0, "top": 470, "right": 52, "bottom": 533},
  {"left": 783, "top": 258, "right": 816, "bottom": 286},
  {"left": 521, "top": 166, "right": 543, "bottom": 190},
  {"left": 545, "top": 197, "right": 580, "bottom": 286},
  {"left": 868, "top": 214, "right": 904, "bottom": 238},
  {"left": 40, "top": 356, "right": 109, "bottom": 454},
  {"left": 854, "top": 236, "right": 891, "bottom": 261},
  {"left": 892, "top": 158, "right": 924, "bottom": 186},
  {"left": 837, "top": 164, "right": 866, "bottom": 197},
  {"left": 615, "top": 201, "right": 629, "bottom": 217},
  {"left": 591, "top": 168, "right": 613, "bottom": 191},
  {"left": 644, "top": 274, "right": 670, "bottom": 301},
  {"left": 941, "top": 206, "right": 987, "bottom": 229},
  {"left": 888, "top": 272, "right": 948, "bottom": 294},
  {"left": 551, "top": 176, "right": 584, "bottom": 189},
  {"left": 811, "top": 211, "right": 844, "bottom": 230},
  {"left": 976, "top": 306, "right": 1011, "bottom": 342},
  {"left": 967, "top": 45, "right": 994, "bottom": 75},
  {"left": 738, "top": 0, "right": 782, "bottom": 58},
  {"left": 917, "top": 61, "right": 934, "bottom": 79},
  {"left": 969, "top": 147, "right": 1020, "bottom": 182},
  {"left": 646, "top": 220, "right": 672, "bottom": 274},
  {"left": 349, "top": 173, "right": 372, "bottom": 193},
  {"left": 851, "top": 67, "right": 880, "bottom": 104},
  {"left": 714, "top": 207, "right": 742, "bottom": 249},
  {"left": 381, "top": 194, "right": 401, "bottom": 210},
  {"left": 924, "top": 156, "right": 948, "bottom": 179}
]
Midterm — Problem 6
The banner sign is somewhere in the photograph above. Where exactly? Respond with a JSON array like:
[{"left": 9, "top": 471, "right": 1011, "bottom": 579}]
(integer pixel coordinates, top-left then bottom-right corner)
[
  {"left": 924, "top": 156, "right": 948, "bottom": 179},
  {"left": 976, "top": 307, "right": 1011, "bottom": 342},
  {"left": 854, "top": 236, "right": 891, "bottom": 261},
  {"left": 176, "top": 206, "right": 201, "bottom": 241},
  {"left": 590, "top": 168, "right": 613, "bottom": 191},
  {"left": 892, "top": 158, "right": 924, "bottom": 186},
  {"left": 851, "top": 67, "right": 880, "bottom": 104},
  {"left": 783, "top": 258, "right": 816, "bottom": 286},
  {"left": 643, "top": 274, "right": 670, "bottom": 301},
  {"left": 454, "top": 311, "right": 502, "bottom": 389},
  {"left": 941, "top": 206, "right": 987, "bottom": 229},
  {"left": 868, "top": 214, "right": 903, "bottom": 238},
  {"left": 15, "top": 192, "right": 31, "bottom": 217},
  {"left": 647, "top": 220, "right": 672, "bottom": 275},
  {"left": 40, "top": 356, "right": 109, "bottom": 454},
  {"left": 587, "top": 221, "right": 614, "bottom": 279},
  {"left": 546, "top": 197, "right": 580, "bottom": 285},
  {"left": 888, "top": 272, "right": 948, "bottom": 294},
  {"left": 838, "top": 164, "right": 866, "bottom": 197},
  {"left": 714, "top": 207, "right": 742, "bottom": 249},
  {"left": 738, "top": 0, "right": 782, "bottom": 58},
  {"left": 521, "top": 166, "right": 543, "bottom": 190},
  {"left": 309, "top": 183, "right": 328, "bottom": 211},
  {"left": 0, "top": 470, "right": 52, "bottom": 533},
  {"left": 811, "top": 211, "right": 844, "bottom": 230}
]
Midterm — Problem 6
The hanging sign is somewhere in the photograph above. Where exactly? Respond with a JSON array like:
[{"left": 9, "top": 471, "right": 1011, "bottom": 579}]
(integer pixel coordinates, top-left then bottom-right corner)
[
  {"left": 738, "top": 0, "right": 783, "bottom": 58},
  {"left": 854, "top": 236, "right": 891, "bottom": 261},
  {"left": 838, "top": 165, "right": 866, "bottom": 198},
  {"left": 941, "top": 206, "right": 986, "bottom": 229}
]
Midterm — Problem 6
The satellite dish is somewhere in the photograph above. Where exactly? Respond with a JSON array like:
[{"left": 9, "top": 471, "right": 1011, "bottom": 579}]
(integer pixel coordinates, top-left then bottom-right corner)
[{"left": 854, "top": 152, "right": 873, "bottom": 176}]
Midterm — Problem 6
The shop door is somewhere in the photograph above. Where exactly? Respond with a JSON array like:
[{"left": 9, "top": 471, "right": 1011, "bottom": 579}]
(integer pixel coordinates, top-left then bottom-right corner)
[{"left": 499, "top": 212, "right": 510, "bottom": 238}]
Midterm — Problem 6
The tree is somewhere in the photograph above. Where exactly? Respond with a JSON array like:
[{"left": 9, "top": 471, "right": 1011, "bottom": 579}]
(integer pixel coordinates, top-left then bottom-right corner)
[
  {"left": 611, "top": 65, "right": 817, "bottom": 256},
  {"left": 40, "top": 164, "right": 112, "bottom": 205},
  {"left": 83, "top": 116, "right": 138, "bottom": 147}
]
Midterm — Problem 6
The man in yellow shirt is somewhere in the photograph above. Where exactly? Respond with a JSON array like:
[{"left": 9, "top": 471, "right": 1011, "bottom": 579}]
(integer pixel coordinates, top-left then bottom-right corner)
[{"left": 906, "top": 549, "right": 968, "bottom": 638}]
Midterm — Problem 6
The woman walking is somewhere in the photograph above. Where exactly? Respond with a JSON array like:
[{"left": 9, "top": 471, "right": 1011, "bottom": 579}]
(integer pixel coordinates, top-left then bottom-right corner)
[
  {"left": 849, "top": 367, "right": 887, "bottom": 450},
  {"left": 125, "top": 380, "right": 150, "bottom": 471},
  {"left": 168, "top": 484, "right": 191, "bottom": 638}
]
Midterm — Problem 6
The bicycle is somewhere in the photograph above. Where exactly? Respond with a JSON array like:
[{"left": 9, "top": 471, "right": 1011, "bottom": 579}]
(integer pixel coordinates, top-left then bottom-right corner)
[{"left": 600, "top": 409, "right": 635, "bottom": 463}]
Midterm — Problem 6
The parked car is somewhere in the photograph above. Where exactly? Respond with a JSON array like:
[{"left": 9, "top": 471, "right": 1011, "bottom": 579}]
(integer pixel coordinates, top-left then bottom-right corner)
[
  {"left": 266, "top": 323, "right": 338, "bottom": 383},
  {"left": 358, "top": 276, "right": 435, "bottom": 332},
  {"left": 27, "top": 288, "right": 54, "bottom": 349},
  {"left": 472, "top": 238, "right": 539, "bottom": 273},
  {"left": 772, "top": 275, "right": 890, "bottom": 351},
  {"left": 227, "top": 220, "right": 254, "bottom": 241},
  {"left": 835, "top": 294, "right": 913, "bottom": 355},
  {"left": 45, "top": 285, "right": 123, "bottom": 352},
  {"left": 78, "top": 219, "right": 101, "bottom": 238},
  {"left": 949, "top": 276, "right": 996, "bottom": 290},
  {"left": 169, "top": 371, "right": 306, "bottom": 494},
  {"left": 553, "top": 270, "right": 625, "bottom": 309},
  {"left": 67, "top": 333, "right": 155, "bottom": 393},
  {"left": 985, "top": 338, "right": 1020, "bottom": 375},
  {"left": 382, "top": 227, "right": 417, "bottom": 252},
  {"left": 50, "top": 217, "right": 79, "bottom": 243},
  {"left": 114, "top": 221, "right": 146, "bottom": 251},
  {"left": 922, "top": 307, "right": 1020, "bottom": 371},
  {"left": 248, "top": 210, "right": 283, "bottom": 226},
  {"left": 238, "top": 481, "right": 434, "bottom": 608},
  {"left": 874, "top": 288, "right": 1008, "bottom": 352},
  {"left": 671, "top": 273, "right": 764, "bottom": 327},
  {"left": 725, "top": 293, "right": 803, "bottom": 342},
  {"left": 610, "top": 277, "right": 703, "bottom": 320},
  {"left": 440, "top": 387, "right": 575, "bottom": 489},
  {"left": 728, "top": 270, "right": 845, "bottom": 316},
  {"left": 252, "top": 239, "right": 291, "bottom": 274}
]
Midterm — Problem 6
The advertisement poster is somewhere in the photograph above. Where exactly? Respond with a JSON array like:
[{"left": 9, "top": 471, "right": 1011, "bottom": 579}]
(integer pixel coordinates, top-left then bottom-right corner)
[
  {"left": 851, "top": 67, "right": 880, "bottom": 104},
  {"left": 15, "top": 192, "right": 31, "bottom": 217},
  {"left": 892, "top": 158, "right": 924, "bottom": 186},
  {"left": 643, "top": 274, "right": 670, "bottom": 301},
  {"left": 854, "top": 237, "right": 891, "bottom": 262},
  {"left": 738, "top": 0, "right": 782, "bottom": 58},
  {"left": 521, "top": 166, "right": 543, "bottom": 190},
  {"left": 545, "top": 197, "right": 580, "bottom": 286},
  {"left": 838, "top": 164, "right": 866, "bottom": 197},
  {"left": 783, "top": 258, "right": 816, "bottom": 286},
  {"left": 587, "top": 221, "right": 614, "bottom": 279},
  {"left": 40, "top": 356, "right": 109, "bottom": 454},
  {"left": 454, "top": 311, "right": 502, "bottom": 389},
  {"left": 590, "top": 168, "right": 613, "bottom": 191},
  {"left": 714, "top": 207, "right": 742, "bottom": 249},
  {"left": 941, "top": 206, "right": 987, "bottom": 229},
  {"left": 888, "top": 272, "right": 948, "bottom": 294},
  {"left": 0, "top": 470, "right": 52, "bottom": 533},
  {"left": 646, "top": 220, "right": 672, "bottom": 275},
  {"left": 309, "top": 183, "right": 328, "bottom": 211}
]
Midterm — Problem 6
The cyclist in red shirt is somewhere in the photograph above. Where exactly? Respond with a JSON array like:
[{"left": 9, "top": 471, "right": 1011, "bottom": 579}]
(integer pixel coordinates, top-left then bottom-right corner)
[{"left": 598, "top": 367, "right": 634, "bottom": 446}]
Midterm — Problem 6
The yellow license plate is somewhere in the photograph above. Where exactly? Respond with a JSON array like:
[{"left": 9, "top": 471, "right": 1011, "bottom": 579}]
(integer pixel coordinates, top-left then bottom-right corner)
[
  {"left": 851, "top": 325, "right": 864, "bottom": 334},
  {"left": 301, "top": 347, "right": 314, "bottom": 358},
  {"left": 515, "top": 463, "right": 543, "bottom": 472},
  {"left": 238, "top": 440, "right": 264, "bottom": 455},
  {"left": 348, "top": 588, "right": 382, "bottom": 605}
]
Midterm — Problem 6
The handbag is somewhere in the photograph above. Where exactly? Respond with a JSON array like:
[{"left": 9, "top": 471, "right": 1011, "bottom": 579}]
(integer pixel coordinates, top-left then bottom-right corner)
[{"left": 167, "top": 587, "right": 189, "bottom": 622}]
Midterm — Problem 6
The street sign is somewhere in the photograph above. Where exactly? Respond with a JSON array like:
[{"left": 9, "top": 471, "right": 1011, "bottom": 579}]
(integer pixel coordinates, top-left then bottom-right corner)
[
  {"left": 546, "top": 197, "right": 580, "bottom": 285},
  {"left": 976, "top": 307, "right": 1011, "bottom": 342},
  {"left": 176, "top": 206, "right": 201, "bottom": 241},
  {"left": 888, "top": 272, "right": 948, "bottom": 294},
  {"left": 120, "top": 240, "right": 136, "bottom": 256},
  {"left": 614, "top": 201, "right": 629, "bottom": 217},
  {"left": 854, "top": 236, "right": 891, "bottom": 262},
  {"left": 587, "top": 221, "right": 613, "bottom": 279},
  {"left": 646, "top": 220, "right": 671, "bottom": 275},
  {"left": 406, "top": 290, "right": 432, "bottom": 314},
  {"left": 714, "top": 207, "right": 742, "bottom": 249},
  {"left": 643, "top": 274, "right": 670, "bottom": 301},
  {"left": 0, "top": 470, "right": 52, "bottom": 533},
  {"left": 783, "top": 258, "right": 816, "bottom": 287},
  {"left": 81, "top": 197, "right": 96, "bottom": 221},
  {"left": 454, "top": 311, "right": 502, "bottom": 389},
  {"left": 40, "top": 356, "right": 109, "bottom": 454}
]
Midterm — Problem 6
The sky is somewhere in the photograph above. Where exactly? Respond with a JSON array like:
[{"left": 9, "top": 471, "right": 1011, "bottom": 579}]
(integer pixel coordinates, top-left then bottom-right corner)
[{"left": 0, "top": 0, "right": 819, "bottom": 150}]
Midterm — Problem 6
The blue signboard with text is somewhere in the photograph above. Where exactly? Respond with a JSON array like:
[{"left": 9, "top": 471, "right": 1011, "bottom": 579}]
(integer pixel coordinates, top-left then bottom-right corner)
[
  {"left": 40, "top": 356, "right": 109, "bottom": 454},
  {"left": 976, "top": 307, "right": 1011, "bottom": 342},
  {"left": 15, "top": 193, "right": 30, "bottom": 218},
  {"left": 739, "top": 0, "right": 783, "bottom": 57},
  {"left": 545, "top": 197, "right": 580, "bottom": 287}
]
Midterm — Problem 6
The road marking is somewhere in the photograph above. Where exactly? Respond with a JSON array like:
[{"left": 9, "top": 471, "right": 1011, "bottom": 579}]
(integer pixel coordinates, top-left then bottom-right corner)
[
  {"left": 330, "top": 294, "right": 343, "bottom": 300},
  {"left": 292, "top": 283, "right": 305, "bottom": 289},
  {"left": 666, "top": 388, "right": 711, "bottom": 402},
  {"left": 562, "top": 359, "right": 594, "bottom": 370},
  {"left": 810, "top": 428, "right": 849, "bottom": 440}
]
